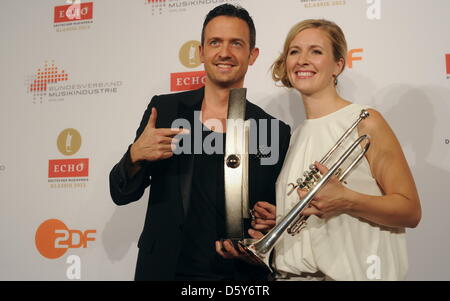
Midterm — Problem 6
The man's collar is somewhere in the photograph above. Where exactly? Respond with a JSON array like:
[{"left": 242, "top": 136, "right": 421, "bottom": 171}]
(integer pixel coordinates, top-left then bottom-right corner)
[{"left": 179, "top": 86, "right": 205, "bottom": 108}]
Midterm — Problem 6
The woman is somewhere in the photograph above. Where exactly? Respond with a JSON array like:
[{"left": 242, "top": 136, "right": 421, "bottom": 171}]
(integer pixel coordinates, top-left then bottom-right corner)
[{"left": 271, "top": 19, "right": 421, "bottom": 281}]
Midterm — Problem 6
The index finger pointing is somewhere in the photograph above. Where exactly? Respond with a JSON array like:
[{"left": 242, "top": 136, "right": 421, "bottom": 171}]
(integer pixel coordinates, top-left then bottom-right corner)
[{"left": 155, "top": 128, "right": 190, "bottom": 137}]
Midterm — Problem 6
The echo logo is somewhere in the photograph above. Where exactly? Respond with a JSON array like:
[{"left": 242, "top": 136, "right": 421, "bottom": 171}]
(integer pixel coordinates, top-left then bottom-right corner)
[
  {"left": 57, "top": 128, "right": 81, "bottom": 156},
  {"left": 445, "top": 54, "right": 450, "bottom": 75},
  {"left": 49, "top": 128, "right": 89, "bottom": 179},
  {"left": 54, "top": 1, "right": 93, "bottom": 23},
  {"left": 48, "top": 158, "right": 89, "bottom": 178},
  {"left": 179, "top": 40, "right": 201, "bottom": 68},
  {"left": 35, "top": 219, "right": 96, "bottom": 259},
  {"left": 171, "top": 71, "right": 206, "bottom": 92},
  {"left": 347, "top": 49, "right": 364, "bottom": 68},
  {"left": 367, "top": 0, "right": 381, "bottom": 20}
]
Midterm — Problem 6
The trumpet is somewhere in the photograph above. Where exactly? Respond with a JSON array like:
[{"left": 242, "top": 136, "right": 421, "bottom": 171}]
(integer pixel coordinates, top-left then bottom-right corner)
[{"left": 239, "top": 109, "right": 370, "bottom": 271}]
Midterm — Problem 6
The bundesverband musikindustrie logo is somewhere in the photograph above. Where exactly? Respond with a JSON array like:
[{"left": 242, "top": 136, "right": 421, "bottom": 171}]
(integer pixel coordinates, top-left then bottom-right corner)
[
  {"left": 25, "top": 60, "right": 123, "bottom": 104},
  {"left": 145, "top": 0, "right": 243, "bottom": 16}
]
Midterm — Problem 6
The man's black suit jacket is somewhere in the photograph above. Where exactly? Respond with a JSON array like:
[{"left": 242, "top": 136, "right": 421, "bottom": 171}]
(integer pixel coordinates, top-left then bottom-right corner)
[{"left": 109, "top": 87, "right": 291, "bottom": 280}]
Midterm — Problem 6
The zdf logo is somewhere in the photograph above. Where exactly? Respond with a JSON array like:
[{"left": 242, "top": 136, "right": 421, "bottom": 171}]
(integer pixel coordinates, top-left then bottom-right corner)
[{"left": 35, "top": 219, "right": 96, "bottom": 259}]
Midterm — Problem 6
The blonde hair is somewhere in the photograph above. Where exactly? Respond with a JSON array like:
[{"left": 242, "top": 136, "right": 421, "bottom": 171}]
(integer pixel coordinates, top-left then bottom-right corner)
[{"left": 272, "top": 19, "right": 348, "bottom": 88}]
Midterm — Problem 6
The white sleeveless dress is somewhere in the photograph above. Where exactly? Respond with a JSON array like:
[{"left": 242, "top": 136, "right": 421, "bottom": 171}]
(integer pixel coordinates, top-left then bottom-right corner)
[{"left": 274, "top": 104, "right": 408, "bottom": 281}]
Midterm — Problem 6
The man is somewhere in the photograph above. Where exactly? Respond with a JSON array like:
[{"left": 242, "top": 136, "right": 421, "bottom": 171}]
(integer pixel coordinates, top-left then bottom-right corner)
[{"left": 109, "top": 4, "right": 290, "bottom": 280}]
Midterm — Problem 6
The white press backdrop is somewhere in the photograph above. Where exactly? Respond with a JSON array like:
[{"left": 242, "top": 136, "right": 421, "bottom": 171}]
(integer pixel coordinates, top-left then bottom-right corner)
[{"left": 0, "top": 0, "right": 449, "bottom": 280}]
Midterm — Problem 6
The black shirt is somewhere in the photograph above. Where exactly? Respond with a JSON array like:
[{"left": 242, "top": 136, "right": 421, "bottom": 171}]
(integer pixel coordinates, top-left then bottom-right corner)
[{"left": 175, "top": 125, "right": 237, "bottom": 280}]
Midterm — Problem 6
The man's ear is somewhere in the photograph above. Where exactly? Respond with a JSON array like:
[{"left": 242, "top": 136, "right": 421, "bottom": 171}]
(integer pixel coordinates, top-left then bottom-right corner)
[{"left": 248, "top": 47, "right": 260, "bottom": 66}]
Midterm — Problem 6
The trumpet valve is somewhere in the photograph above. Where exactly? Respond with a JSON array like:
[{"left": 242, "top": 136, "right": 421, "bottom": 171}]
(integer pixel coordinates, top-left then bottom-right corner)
[
  {"left": 287, "top": 218, "right": 307, "bottom": 235},
  {"left": 313, "top": 172, "right": 321, "bottom": 182},
  {"left": 287, "top": 183, "right": 297, "bottom": 196},
  {"left": 335, "top": 168, "right": 342, "bottom": 178},
  {"left": 360, "top": 109, "right": 370, "bottom": 119}
]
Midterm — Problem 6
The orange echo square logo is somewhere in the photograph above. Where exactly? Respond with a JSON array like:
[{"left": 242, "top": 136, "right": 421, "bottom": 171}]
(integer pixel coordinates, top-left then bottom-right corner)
[
  {"left": 54, "top": 2, "right": 93, "bottom": 23},
  {"left": 48, "top": 158, "right": 89, "bottom": 178},
  {"left": 446, "top": 54, "right": 450, "bottom": 74},
  {"left": 171, "top": 71, "right": 206, "bottom": 92}
]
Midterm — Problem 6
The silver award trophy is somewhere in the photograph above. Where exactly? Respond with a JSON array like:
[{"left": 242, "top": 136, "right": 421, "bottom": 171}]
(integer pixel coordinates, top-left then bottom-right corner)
[{"left": 224, "top": 88, "right": 251, "bottom": 244}]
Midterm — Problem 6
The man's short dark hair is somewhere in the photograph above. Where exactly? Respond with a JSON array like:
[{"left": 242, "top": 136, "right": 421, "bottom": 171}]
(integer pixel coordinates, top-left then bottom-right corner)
[{"left": 201, "top": 4, "right": 256, "bottom": 49}]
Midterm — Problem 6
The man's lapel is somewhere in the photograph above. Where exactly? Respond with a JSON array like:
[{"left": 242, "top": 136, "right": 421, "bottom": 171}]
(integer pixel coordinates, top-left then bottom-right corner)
[{"left": 177, "top": 87, "right": 204, "bottom": 218}]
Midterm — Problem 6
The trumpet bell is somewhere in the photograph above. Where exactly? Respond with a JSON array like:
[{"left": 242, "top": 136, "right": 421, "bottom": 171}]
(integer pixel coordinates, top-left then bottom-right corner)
[{"left": 238, "top": 239, "right": 273, "bottom": 273}]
